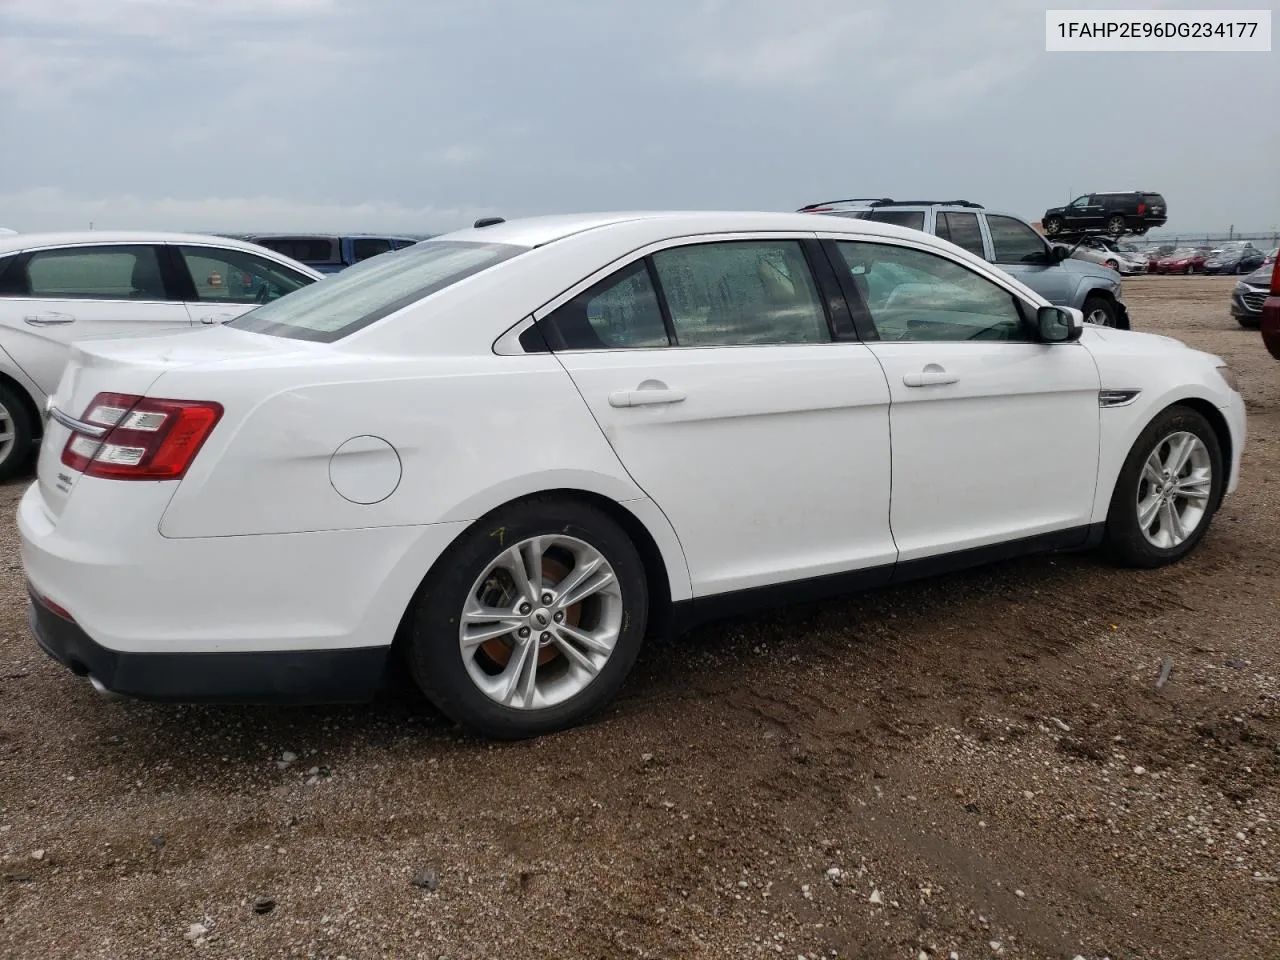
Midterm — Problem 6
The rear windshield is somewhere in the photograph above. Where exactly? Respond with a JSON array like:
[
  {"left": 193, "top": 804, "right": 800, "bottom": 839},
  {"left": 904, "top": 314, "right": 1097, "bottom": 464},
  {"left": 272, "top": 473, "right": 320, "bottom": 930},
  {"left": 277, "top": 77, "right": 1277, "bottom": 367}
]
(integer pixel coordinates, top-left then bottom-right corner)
[{"left": 229, "top": 240, "right": 527, "bottom": 342}]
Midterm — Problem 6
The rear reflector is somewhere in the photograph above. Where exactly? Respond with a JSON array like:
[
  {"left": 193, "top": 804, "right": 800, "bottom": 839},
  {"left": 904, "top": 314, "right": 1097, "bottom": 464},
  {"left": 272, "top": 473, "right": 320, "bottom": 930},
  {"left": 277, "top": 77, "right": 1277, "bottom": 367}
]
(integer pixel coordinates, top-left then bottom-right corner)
[
  {"left": 61, "top": 392, "right": 223, "bottom": 480},
  {"left": 29, "top": 583, "right": 75, "bottom": 621}
]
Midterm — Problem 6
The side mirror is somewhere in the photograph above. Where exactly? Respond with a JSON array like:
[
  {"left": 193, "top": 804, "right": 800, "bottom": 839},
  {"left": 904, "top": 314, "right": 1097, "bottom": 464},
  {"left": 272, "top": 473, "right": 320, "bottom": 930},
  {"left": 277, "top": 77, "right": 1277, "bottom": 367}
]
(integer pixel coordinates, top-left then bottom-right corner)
[
  {"left": 1037, "top": 305, "right": 1084, "bottom": 342},
  {"left": 1050, "top": 244, "right": 1071, "bottom": 262}
]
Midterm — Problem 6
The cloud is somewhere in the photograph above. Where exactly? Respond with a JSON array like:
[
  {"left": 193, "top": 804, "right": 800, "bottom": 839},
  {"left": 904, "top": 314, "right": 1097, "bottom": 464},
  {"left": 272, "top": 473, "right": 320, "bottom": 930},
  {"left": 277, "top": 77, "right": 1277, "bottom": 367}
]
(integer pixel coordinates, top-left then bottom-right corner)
[{"left": 0, "top": 188, "right": 495, "bottom": 234}]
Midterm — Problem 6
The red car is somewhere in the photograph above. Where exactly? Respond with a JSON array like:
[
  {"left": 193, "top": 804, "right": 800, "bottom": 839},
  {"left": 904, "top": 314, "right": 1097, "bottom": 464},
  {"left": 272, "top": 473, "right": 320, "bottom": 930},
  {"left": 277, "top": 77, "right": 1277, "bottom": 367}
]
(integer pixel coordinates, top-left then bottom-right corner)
[
  {"left": 1262, "top": 256, "right": 1280, "bottom": 361},
  {"left": 1155, "top": 247, "right": 1210, "bottom": 274}
]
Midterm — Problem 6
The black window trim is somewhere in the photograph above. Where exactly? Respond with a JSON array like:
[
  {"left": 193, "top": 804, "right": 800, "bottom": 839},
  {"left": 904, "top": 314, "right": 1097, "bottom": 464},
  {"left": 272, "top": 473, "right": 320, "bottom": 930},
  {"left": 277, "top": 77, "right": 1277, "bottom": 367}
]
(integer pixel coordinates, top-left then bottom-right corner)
[
  {"left": 4, "top": 243, "right": 184, "bottom": 303},
  {"left": 532, "top": 235, "right": 841, "bottom": 353}
]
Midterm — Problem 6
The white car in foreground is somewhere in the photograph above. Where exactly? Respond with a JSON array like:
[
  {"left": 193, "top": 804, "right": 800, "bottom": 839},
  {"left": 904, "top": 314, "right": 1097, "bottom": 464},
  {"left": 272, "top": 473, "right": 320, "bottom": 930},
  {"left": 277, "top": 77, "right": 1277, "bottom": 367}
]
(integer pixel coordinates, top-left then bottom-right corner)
[
  {"left": 0, "top": 231, "right": 321, "bottom": 478},
  {"left": 19, "top": 212, "right": 1245, "bottom": 739}
]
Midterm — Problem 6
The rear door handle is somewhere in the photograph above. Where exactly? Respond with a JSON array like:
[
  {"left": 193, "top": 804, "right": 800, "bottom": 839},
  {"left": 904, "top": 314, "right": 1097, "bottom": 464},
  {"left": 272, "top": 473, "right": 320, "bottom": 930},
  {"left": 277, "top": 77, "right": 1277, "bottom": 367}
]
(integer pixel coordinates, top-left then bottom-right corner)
[
  {"left": 903, "top": 364, "right": 959, "bottom": 388},
  {"left": 24, "top": 313, "right": 75, "bottom": 326},
  {"left": 608, "top": 386, "right": 687, "bottom": 408}
]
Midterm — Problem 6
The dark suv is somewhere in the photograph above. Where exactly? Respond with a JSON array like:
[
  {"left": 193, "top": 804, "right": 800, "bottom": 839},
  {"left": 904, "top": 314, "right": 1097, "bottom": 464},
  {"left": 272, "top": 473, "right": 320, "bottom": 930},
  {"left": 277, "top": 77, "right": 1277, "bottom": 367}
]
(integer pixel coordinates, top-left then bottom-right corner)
[{"left": 1041, "top": 192, "right": 1167, "bottom": 238}]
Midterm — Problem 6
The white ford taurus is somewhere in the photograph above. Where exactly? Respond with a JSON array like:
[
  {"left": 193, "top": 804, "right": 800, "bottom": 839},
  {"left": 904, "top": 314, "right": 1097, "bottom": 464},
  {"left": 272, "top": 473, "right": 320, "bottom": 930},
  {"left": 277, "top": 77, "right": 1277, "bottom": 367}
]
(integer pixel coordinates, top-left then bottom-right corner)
[{"left": 18, "top": 212, "right": 1245, "bottom": 738}]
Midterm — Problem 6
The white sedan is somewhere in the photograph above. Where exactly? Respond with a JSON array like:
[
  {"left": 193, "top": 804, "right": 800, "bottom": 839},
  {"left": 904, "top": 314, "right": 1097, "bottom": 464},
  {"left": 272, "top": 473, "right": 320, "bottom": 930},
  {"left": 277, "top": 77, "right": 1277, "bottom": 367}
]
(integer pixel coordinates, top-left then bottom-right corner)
[
  {"left": 19, "top": 212, "right": 1245, "bottom": 739},
  {"left": 0, "top": 231, "right": 322, "bottom": 478}
]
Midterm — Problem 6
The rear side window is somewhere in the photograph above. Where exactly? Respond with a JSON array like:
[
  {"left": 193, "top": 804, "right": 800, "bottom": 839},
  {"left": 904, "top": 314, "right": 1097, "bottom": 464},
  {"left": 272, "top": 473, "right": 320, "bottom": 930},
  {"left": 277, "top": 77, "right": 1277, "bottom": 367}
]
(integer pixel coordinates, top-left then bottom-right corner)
[
  {"left": 23, "top": 245, "right": 170, "bottom": 300},
  {"left": 542, "top": 260, "right": 669, "bottom": 350},
  {"left": 351, "top": 238, "right": 393, "bottom": 262},
  {"left": 651, "top": 240, "right": 829, "bottom": 346},
  {"left": 986, "top": 215, "right": 1049, "bottom": 264},
  {"left": 865, "top": 210, "right": 926, "bottom": 231},
  {"left": 935, "top": 212, "right": 985, "bottom": 257},
  {"left": 254, "top": 236, "right": 340, "bottom": 264},
  {"left": 229, "top": 240, "right": 526, "bottom": 342}
]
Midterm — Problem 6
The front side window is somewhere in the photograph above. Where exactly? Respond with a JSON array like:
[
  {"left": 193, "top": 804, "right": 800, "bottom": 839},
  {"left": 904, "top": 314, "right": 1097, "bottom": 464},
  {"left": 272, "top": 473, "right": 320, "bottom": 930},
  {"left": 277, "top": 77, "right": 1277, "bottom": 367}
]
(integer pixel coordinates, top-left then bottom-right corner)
[
  {"left": 177, "top": 246, "right": 314, "bottom": 305},
  {"left": 229, "top": 240, "right": 526, "bottom": 342},
  {"left": 865, "top": 209, "right": 926, "bottom": 231},
  {"left": 935, "top": 212, "right": 985, "bottom": 257},
  {"left": 835, "top": 241, "right": 1029, "bottom": 342},
  {"left": 650, "top": 240, "right": 828, "bottom": 346},
  {"left": 541, "top": 260, "right": 669, "bottom": 350},
  {"left": 1070, "top": 196, "right": 1090, "bottom": 208},
  {"left": 23, "top": 245, "right": 170, "bottom": 300},
  {"left": 986, "top": 215, "right": 1050, "bottom": 264}
]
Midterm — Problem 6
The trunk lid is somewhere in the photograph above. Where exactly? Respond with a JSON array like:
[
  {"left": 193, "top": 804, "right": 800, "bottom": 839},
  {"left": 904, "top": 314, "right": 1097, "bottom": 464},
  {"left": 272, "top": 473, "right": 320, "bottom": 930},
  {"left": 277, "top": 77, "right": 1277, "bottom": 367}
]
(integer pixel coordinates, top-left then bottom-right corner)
[{"left": 38, "top": 327, "right": 310, "bottom": 519}]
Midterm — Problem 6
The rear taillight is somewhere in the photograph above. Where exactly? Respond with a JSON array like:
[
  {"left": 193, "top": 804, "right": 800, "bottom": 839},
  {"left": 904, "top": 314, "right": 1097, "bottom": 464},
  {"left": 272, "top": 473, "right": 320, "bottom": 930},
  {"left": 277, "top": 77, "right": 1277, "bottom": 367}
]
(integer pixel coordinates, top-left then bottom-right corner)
[
  {"left": 1271, "top": 256, "right": 1280, "bottom": 296},
  {"left": 61, "top": 392, "right": 223, "bottom": 480},
  {"left": 1136, "top": 202, "right": 1145, "bottom": 214}
]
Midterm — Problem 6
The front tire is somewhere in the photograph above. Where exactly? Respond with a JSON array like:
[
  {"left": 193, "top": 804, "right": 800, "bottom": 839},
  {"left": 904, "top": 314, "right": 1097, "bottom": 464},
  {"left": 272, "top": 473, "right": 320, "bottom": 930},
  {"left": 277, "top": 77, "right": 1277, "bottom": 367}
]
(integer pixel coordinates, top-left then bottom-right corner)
[
  {"left": 404, "top": 496, "right": 649, "bottom": 739},
  {"left": 1104, "top": 406, "right": 1223, "bottom": 569},
  {"left": 0, "top": 383, "right": 35, "bottom": 482},
  {"left": 1043, "top": 217, "right": 1063, "bottom": 236},
  {"left": 1082, "top": 295, "right": 1118, "bottom": 327}
]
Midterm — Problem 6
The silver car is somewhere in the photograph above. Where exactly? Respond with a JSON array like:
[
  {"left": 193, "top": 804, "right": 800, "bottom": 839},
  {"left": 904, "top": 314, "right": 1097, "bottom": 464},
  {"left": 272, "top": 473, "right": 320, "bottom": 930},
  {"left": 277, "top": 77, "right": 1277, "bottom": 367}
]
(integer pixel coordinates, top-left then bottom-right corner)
[
  {"left": 1062, "top": 236, "right": 1148, "bottom": 275},
  {"left": 799, "top": 198, "right": 1130, "bottom": 328}
]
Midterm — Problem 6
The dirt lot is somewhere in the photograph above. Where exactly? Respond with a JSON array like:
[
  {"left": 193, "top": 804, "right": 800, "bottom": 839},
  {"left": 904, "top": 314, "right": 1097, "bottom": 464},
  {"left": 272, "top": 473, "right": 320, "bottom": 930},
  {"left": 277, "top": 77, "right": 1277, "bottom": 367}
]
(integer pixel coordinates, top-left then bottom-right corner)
[{"left": 1, "top": 275, "right": 1277, "bottom": 960}]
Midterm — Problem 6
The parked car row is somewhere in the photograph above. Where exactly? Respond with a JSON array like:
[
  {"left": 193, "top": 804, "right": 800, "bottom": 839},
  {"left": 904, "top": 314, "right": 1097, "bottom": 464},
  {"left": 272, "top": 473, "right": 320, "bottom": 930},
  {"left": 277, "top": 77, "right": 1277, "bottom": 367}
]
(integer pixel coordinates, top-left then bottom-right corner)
[
  {"left": 18, "top": 211, "right": 1245, "bottom": 739},
  {"left": 796, "top": 198, "right": 1129, "bottom": 328}
]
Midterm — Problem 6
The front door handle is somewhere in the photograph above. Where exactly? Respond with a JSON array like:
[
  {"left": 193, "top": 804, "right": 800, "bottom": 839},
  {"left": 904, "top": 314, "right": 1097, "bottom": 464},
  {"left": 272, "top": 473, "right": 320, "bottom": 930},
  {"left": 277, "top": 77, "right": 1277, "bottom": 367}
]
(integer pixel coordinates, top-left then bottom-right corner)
[
  {"left": 24, "top": 313, "right": 75, "bottom": 326},
  {"left": 903, "top": 364, "right": 959, "bottom": 388},
  {"left": 198, "top": 313, "right": 237, "bottom": 325},
  {"left": 608, "top": 383, "right": 687, "bottom": 408}
]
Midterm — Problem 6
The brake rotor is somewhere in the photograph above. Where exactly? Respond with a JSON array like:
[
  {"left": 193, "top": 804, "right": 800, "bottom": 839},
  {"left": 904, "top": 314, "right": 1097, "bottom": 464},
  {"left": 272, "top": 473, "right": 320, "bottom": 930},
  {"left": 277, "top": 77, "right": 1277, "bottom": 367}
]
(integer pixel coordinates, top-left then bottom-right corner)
[{"left": 480, "top": 554, "right": 582, "bottom": 667}]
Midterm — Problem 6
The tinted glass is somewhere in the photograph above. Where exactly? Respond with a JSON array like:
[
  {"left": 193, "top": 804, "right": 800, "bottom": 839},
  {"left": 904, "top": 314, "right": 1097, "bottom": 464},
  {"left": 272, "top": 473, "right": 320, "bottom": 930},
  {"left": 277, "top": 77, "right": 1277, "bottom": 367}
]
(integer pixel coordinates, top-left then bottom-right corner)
[
  {"left": 836, "top": 241, "right": 1028, "bottom": 342},
  {"left": 865, "top": 210, "right": 926, "bottom": 231},
  {"left": 351, "top": 238, "right": 393, "bottom": 261},
  {"left": 24, "top": 245, "right": 169, "bottom": 300},
  {"left": 0, "top": 255, "right": 20, "bottom": 295},
  {"left": 651, "top": 241, "right": 828, "bottom": 346},
  {"left": 542, "top": 260, "right": 668, "bottom": 350},
  {"left": 177, "top": 246, "right": 313, "bottom": 305},
  {"left": 1070, "top": 196, "right": 1090, "bottom": 208},
  {"left": 986, "top": 215, "right": 1048, "bottom": 264},
  {"left": 254, "top": 236, "right": 340, "bottom": 263},
  {"left": 936, "top": 212, "right": 985, "bottom": 257},
  {"left": 229, "top": 240, "right": 526, "bottom": 342}
]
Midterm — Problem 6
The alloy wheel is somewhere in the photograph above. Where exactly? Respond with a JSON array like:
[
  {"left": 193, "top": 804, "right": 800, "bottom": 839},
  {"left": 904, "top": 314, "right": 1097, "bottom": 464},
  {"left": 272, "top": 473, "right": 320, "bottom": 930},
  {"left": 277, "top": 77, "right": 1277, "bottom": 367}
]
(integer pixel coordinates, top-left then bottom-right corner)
[
  {"left": 458, "top": 535, "right": 623, "bottom": 710},
  {"left": 1136, "top": 431, "right": 1212, "bottom": 549},
  {"left": 0, "top": 400, "right": 14, "bottom": 467}
]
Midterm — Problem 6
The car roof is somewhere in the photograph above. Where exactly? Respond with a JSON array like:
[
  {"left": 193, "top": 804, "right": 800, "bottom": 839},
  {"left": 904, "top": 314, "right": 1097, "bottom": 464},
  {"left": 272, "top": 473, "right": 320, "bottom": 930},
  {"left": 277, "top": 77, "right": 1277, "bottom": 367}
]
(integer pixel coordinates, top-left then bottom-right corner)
[
  {"left": 0, "top": 230, "right": 318, "bottom": 257},
  {"left": 431, "top": 210, "right": 941, "bottom": 247}
]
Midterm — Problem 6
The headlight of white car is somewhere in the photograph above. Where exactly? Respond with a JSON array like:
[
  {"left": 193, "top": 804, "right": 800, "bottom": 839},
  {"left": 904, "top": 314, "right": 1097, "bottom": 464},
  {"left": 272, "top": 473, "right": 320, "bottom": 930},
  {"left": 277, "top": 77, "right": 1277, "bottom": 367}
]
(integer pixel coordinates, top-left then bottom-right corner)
[{"left": 1215, "top": 364, "right": 1240, "bottom": 393}]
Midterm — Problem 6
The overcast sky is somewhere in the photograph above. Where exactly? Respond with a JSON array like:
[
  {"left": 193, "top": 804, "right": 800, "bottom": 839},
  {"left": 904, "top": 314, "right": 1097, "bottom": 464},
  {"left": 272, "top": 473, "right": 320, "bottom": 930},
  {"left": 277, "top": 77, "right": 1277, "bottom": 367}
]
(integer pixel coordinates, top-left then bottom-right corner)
[{"left": 1, "top": 0, "right": 1276, "bottom": 236}]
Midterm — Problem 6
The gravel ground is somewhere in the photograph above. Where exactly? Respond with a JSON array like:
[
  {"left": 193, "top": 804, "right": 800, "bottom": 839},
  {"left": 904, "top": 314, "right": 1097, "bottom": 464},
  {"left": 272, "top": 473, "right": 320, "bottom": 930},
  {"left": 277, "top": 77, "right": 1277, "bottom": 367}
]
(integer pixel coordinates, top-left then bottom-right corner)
[{"left": 1, "top": 275, "right": 1277, "bottom": 960}]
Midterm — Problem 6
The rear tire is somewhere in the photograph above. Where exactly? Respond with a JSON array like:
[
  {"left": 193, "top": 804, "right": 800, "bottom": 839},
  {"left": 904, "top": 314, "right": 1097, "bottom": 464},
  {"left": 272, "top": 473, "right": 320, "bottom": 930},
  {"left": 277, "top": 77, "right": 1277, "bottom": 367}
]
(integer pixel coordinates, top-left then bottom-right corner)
[
  {"left": 1104, "top": 406, "right": 1223, "bottom": 569},
  {"left": 0, "top": 383, "right": 35, "bottom": 483},
  {"left": 1107, "top": 215, "right": 1126, "bottom": 235},
  {"left": 404, "top": 496, "right": 649, "bottom": 740}
]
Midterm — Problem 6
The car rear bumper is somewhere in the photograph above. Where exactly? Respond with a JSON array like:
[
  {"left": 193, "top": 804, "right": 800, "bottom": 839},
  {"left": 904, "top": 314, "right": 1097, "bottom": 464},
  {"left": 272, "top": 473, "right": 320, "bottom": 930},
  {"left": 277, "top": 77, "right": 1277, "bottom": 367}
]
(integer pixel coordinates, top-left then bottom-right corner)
[
  {"left": 29, "top": 588, "right": 388, "bottom": 703},
  {"left": 17, "top": 479, "right": 472, "bottom": 701}
]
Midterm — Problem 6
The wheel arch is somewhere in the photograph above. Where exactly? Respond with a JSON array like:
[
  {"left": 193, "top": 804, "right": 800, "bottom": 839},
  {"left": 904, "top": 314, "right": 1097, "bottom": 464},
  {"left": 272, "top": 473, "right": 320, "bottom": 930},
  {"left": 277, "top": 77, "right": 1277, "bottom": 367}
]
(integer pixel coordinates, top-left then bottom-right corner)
[
  {"left": 1094, "top": 392, "right": 1236, "bottom": 522},
  {"left": 0, "top": 366, "right": 44, "bottom": 440},
  {"left": 390, "top": 487, "right": 686, "bottom": 661}
]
